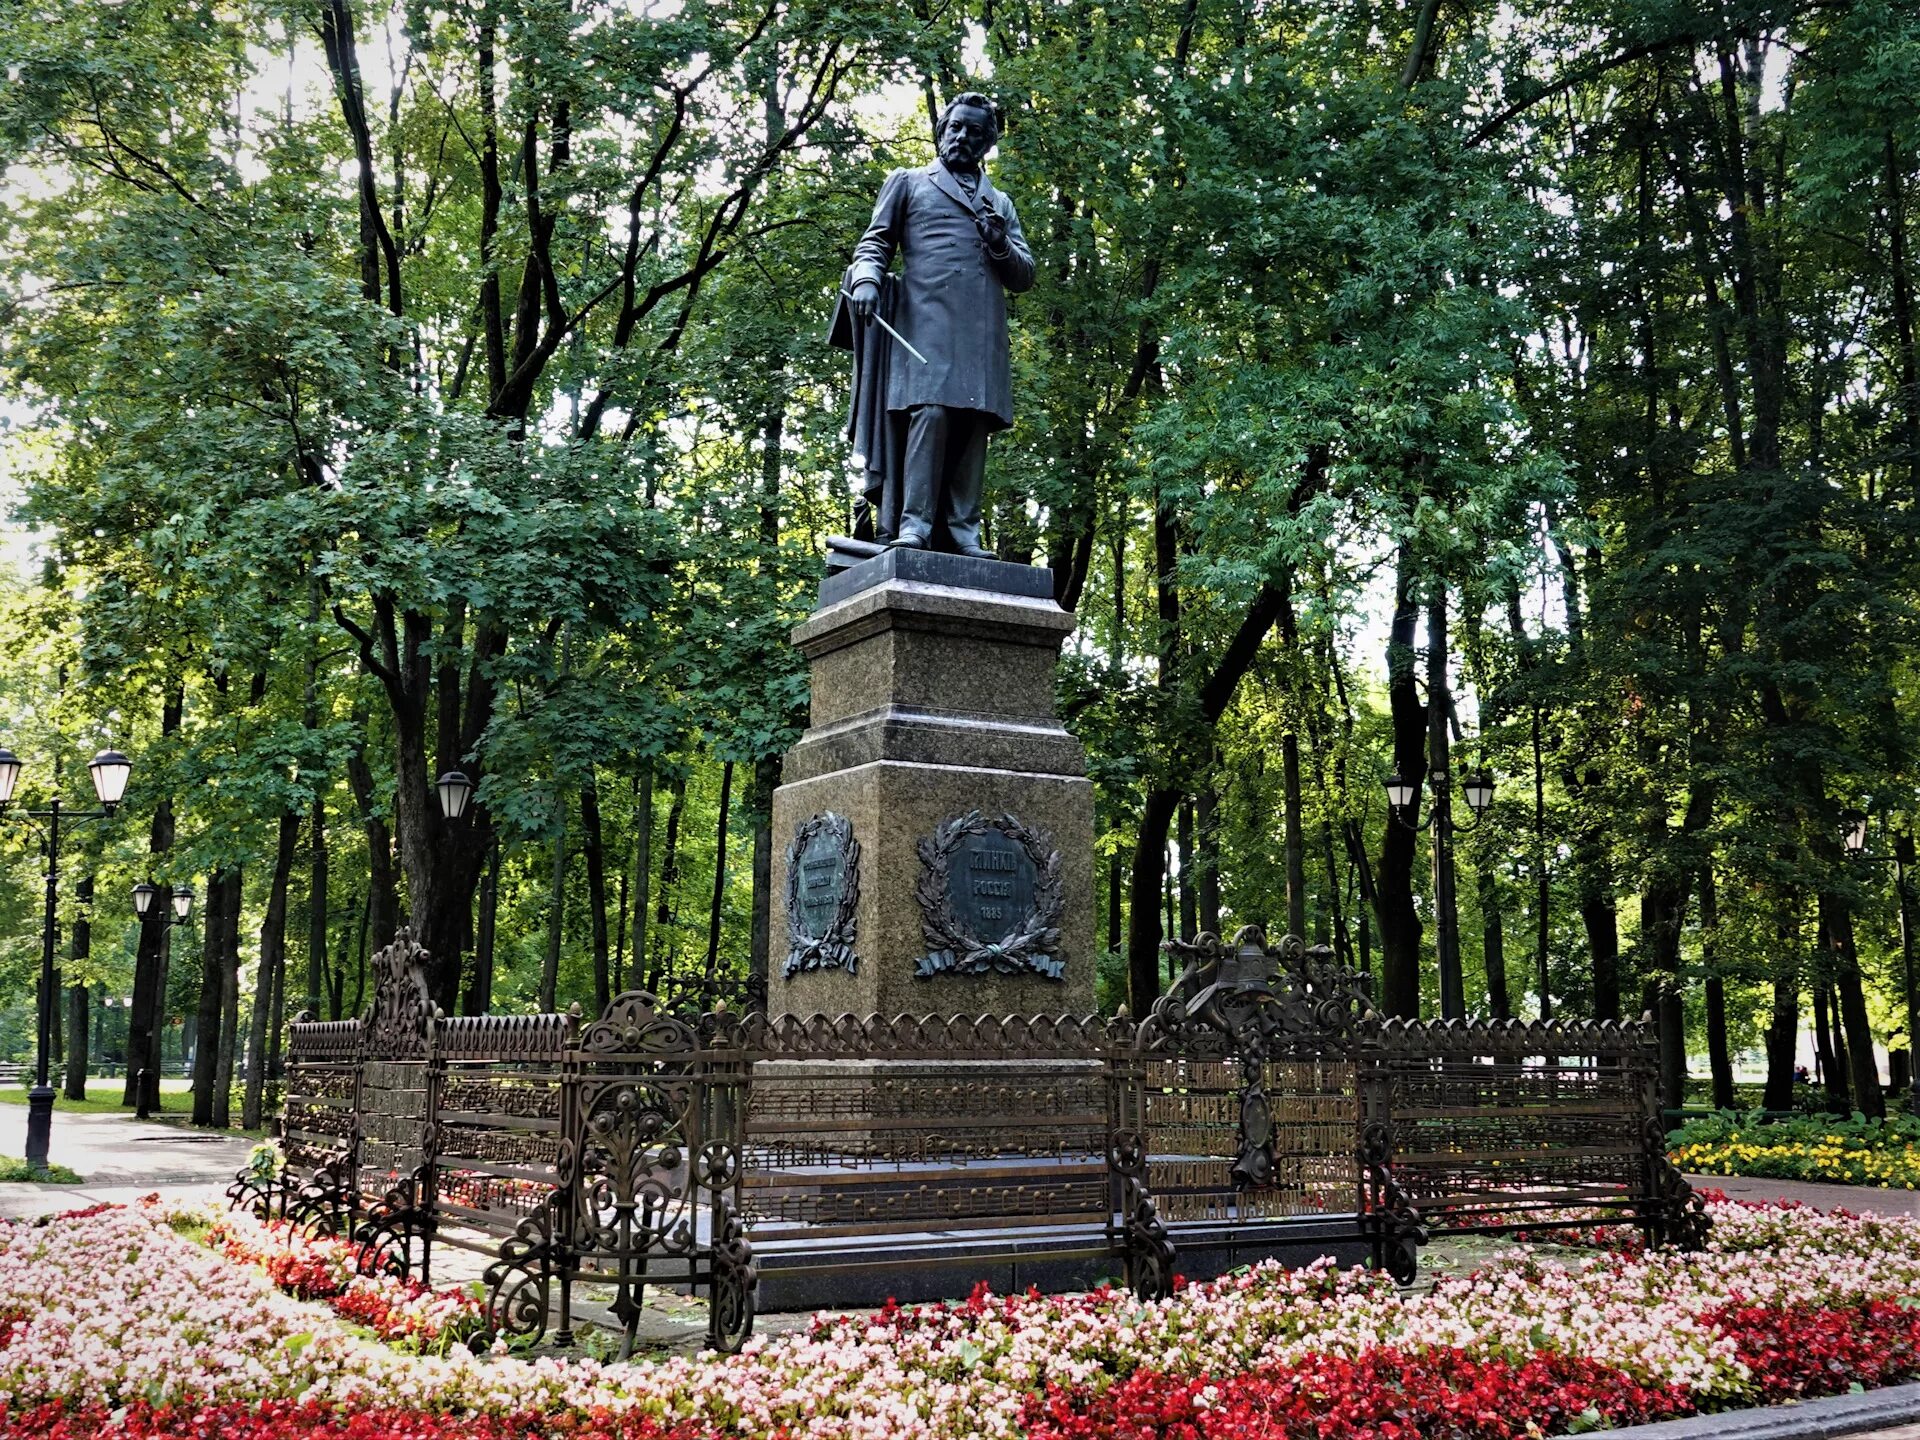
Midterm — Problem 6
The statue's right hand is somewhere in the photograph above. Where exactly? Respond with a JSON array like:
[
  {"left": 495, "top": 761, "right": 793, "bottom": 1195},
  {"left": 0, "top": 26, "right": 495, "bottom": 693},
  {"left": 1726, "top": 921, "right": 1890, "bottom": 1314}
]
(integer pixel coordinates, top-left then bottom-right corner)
[{"left": 850, "top": 280, "right": 880, "bottom": 320}]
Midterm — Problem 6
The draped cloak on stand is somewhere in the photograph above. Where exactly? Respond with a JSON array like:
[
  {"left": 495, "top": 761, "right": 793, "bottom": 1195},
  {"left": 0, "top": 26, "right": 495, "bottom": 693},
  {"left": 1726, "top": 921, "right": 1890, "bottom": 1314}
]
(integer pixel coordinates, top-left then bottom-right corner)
[{"left": 826, "top": 267, "right": 907, "bottom": 542}]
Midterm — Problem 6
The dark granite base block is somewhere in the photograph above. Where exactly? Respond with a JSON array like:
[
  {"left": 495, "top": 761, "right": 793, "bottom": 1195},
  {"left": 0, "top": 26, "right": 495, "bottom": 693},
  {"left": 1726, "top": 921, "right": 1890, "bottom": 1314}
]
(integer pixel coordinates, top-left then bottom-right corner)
[
  {"left": 818, "top": 546, "right": 1056, "bottom": 608},
  {"left": 749, "top": 1221, "right": 1376, "bottom": 1313}
]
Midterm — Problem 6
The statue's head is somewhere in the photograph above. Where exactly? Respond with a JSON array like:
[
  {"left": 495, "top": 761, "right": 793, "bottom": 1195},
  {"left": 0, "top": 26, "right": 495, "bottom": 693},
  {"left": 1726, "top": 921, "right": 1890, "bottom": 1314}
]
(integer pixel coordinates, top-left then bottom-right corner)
[{"left": 936, "top": 92, "right": 1001, "bottom": 170}]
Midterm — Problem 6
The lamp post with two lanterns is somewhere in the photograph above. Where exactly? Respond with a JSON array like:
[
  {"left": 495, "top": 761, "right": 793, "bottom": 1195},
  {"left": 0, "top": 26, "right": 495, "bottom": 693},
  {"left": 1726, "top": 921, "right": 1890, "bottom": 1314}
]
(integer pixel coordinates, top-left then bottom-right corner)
[
  {"left": 1841, "top": 810, "right": 1920, "bottom": 1109},
  {"left": 1384, "top": 766, "right": 1496, "bottom": 1020},
  {"left": 129, "top": 880, "right": 194, "bottom": 1118},
  {"left": 0, "top": 745, "right": 133, "bottom": 1169}
]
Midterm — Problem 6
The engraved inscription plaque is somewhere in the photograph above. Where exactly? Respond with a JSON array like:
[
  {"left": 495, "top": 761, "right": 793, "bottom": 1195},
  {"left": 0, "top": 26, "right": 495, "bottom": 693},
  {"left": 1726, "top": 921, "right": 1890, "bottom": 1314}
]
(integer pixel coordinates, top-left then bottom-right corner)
[
  {"left": 950, "top": 828, "right": 1036, "bottom": 936},
  {"left": 783, "top": 812, "right": 860, "bottom": 978},
  {"left": 359, "top": 1058, "right": 430, "bottom": 1182},
  {"left": 914, "top": 809, "right": 1065, "bottom": 980}
]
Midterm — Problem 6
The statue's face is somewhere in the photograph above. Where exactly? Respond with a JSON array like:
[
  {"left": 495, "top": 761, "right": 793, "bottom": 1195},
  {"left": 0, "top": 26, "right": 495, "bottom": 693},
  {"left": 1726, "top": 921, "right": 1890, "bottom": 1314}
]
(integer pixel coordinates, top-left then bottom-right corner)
[{"left": 938, "top": 104, "right": 996, "bottom": 169}]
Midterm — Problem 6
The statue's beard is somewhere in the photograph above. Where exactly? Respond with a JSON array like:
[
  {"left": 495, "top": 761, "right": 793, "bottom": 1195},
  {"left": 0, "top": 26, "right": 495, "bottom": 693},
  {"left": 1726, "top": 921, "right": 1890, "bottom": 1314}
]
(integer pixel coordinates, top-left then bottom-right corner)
[{"left": 939, "top": 136, "right": 983, "bottom": 170}]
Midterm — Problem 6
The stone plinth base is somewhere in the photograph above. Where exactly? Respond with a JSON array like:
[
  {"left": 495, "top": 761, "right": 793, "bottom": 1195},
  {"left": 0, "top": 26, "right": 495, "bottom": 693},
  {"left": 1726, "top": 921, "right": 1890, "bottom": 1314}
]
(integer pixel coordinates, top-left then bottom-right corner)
[{"left": 770, "top": 549, "right": 1095, "bottom": 1017}]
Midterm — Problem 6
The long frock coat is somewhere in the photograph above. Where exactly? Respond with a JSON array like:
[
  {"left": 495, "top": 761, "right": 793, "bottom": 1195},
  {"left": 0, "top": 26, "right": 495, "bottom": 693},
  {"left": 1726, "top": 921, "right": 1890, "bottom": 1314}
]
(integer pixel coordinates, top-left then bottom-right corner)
[{"left": 842, "top": 161, "right": 1035, "bottom": 430}]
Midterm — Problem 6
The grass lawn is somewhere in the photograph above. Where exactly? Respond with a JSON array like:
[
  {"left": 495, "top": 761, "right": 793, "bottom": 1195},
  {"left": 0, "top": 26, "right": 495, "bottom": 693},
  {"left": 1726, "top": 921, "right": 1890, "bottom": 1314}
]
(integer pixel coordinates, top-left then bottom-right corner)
[
  {"left": 0, "top": 1077, "right": 195, "bottom": 1117},
  {"left": 0, "top": 1156, "right": 84, "bottom": 1183}
]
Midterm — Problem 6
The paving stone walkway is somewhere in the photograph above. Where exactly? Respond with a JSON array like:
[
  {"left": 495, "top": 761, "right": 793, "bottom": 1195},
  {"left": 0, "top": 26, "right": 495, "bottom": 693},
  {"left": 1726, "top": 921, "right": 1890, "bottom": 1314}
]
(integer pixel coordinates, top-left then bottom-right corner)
[
  {"left": 1685, "top": 1173, "right": 1920, "bottom": 1216},
  {"left": 0, "top": 1106, "right": 254, "bottom": 1219}
]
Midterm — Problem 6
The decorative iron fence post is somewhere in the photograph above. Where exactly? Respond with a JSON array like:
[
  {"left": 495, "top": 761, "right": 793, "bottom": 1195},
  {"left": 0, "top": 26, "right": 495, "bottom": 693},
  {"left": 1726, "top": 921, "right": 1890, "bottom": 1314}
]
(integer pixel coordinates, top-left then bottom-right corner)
[{"left": 553, "top": 1001, "right": 583, "bottom": 1349}]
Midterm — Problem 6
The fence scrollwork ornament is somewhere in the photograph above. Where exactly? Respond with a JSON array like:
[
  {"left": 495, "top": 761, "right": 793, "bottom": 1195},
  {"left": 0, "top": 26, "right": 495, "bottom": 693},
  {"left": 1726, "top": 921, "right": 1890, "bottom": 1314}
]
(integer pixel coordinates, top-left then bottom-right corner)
[
  {"left": 1646, "top": 1122, "right": 1712, "bottom": 1251},
  {"left": 226, "top": 1143, "right": 290, "bottom": 1223},
  {"left": 1361, "top": 1120, "right": 1428, "bottom": 1285},
  {"left": 287, "top": 1156, "right": 353, "bottom": 1239},
  {"left": 913, "top": 809, "right": 1066, "bottom": 980},
  {"left": 355, "top": 1168, "right": 434, "bottom": 1282},
  {"left": 483, "top": 1198, "right": 564, "bottom": 1343},
  {"left": 706, "top": 1195, "right": 758, "bottom": 1353},
  {"left": 577, "top": 990, "right": 700, "bottom": 1056},
  {"left": 1122, "top": 1190, "right": 1176, "bottom": 1301},
  {"left": 783, "top": 812, "right": 861, "bottom": 978},
  {"left": 364, "top": 929, "right": 435, "bottom": 1059}
]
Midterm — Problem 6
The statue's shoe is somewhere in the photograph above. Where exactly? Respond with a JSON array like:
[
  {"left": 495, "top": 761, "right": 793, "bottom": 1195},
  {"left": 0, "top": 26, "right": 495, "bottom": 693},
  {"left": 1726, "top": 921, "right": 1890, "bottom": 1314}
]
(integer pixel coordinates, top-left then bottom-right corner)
[
  {"left": 889, "top": 534, "right": 928, "bottom": 549},
  {"left": 956, "top": 545, "right": 998, "bottom": 561}
]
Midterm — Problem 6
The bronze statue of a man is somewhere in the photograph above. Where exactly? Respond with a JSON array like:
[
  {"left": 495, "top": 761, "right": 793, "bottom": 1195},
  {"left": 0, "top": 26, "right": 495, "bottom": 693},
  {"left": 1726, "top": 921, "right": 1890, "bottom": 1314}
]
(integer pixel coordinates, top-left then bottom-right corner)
[{"left": 829, "top": 93, "right": 1034, "bottom": 558}]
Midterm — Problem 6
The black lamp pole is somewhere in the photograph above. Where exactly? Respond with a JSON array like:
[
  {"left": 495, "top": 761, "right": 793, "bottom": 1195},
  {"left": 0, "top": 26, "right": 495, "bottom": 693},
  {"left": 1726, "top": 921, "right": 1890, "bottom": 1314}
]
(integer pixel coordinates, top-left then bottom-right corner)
[{"left": 0, "top": 748, "right": 131, "bottom": 1169}]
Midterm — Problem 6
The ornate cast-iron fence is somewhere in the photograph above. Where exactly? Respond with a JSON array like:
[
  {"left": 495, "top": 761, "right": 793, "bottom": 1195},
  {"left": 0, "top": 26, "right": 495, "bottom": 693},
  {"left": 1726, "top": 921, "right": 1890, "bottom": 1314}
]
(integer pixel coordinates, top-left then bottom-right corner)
[
  {"left": 1146, "top": 930, "right": 1428, "bottom": 1280},
  {"left": 233, "top": 927, "right": 1703, "bottom": 1353},
  {"left": 1366, "top": 1015, "right": 1710, "bottom": 1248}
]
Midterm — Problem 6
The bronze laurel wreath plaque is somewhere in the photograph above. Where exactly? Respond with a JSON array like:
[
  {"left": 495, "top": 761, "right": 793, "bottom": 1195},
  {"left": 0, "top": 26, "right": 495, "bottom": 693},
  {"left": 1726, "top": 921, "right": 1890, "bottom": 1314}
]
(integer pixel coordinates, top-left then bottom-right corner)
[
  {"left": 913, "top": 809, "right": 1065, "bottom": 980},
  {"left": 782, "top": 812, "right": 860, "bottom": 978}
]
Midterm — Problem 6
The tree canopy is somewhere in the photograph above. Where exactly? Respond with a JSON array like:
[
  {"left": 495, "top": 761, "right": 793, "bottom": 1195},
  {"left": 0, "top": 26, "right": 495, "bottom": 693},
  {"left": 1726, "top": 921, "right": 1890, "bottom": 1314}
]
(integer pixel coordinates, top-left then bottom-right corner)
[{"left": 1, "top": 0, "right": 1916, "bottom": 1120}]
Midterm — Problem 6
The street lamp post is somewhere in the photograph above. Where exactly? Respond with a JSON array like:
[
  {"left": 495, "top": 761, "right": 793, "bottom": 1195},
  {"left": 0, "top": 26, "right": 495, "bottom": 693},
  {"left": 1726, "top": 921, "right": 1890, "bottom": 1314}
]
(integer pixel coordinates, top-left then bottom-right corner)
[
  {"left": 1841, "top": 811, "right": 1920, "bottom": 1109},
  {"left": 131, "top": 880, "right": 194, "bottom": 1117},
  {"left": 1385, "top": 766, "right": 1496, "bottom": 1020},
  {"left": 0, "top": 746, "right": 132, "bottom": 1169}
]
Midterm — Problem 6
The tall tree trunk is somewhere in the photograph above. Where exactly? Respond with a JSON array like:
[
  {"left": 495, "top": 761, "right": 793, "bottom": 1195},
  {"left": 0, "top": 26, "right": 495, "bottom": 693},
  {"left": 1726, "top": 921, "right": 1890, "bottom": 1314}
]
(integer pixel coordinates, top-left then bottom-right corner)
[
  {"left": 190, "top": 874, "right": 227, "bottom": 1125},
  {"left": 1281, "top": 730, "right": 1306, "bottom": 942},
  {"left": 651, "top": 773, "right": 686, "bottom": 987},
  {"left": 126, "top": 685, "right": 183, "bottom": 1107},
  {"left": 629, "top": 765, "right": 655, "bottom": 989},
  {"left": 1479, "top": 866, "right": 1510, "bottom": 1019},
  {"left": 211, "top": 869, "right": 243, "bottom": 1129},
  {"left": 62, "top": 877, "right": 91, "bottom": 1101},
  {"left": 581, "top": 780, "right": 612, "bottom": 1015},
  {"left": 704, "top": 760, "right": 734, "bottom": 985},
  {"left": 1821, "top": 893, "right": 1885, "bottom": 1118},
  {"left": 192, "top": 870, "right": 233, "bottom": 1127},
  {"left": 266, "top": 908, "right": 286, "bottom": 1083},
  {"left": 748, "top": 756, "right": 778, "bottom": 1002},
  {"left": 1582, "top": 876, "right": 1621, "bottom": 1021},
  {"left": 1426, "top": 584, "right": 1462, "bottom": 1019},
  {"left": 244, "top": 813, "right": 300, "bottom": 1130},
  {"left": 1176, "top": 797, "right": 1197, "bottom": 940},
  {"left": 352, "top": 888, "right": 371, "bottom": 1017},
  {"left": 748, "top": 387, "right": 784, "bottom": 1003},
  {"left": 1640, "top": 882, "right": 1690, "bottom": 1115},
  {"left": 1762, "top": 926, "right": 1800, "bottom": 1112},
  {"left": 1812, "top": 921, "right": 1849, "bottom": 1113},
  {"left": 1701, "top": 864, "right": 1736, "bottom": 1109},
  {"left": 1127, "top": 483, "right": 1185, "bottom": 1009},
  {"left": 1375, "top": 551, "right": 1426, "bottom": 1018},
  {"left": 1107, "top": 527, "right": 1128, "bottom": 960},
  {"left": 306, "top": 795, "right": 329, "bottom": 1014},
  {"left": 1532, "top": 705, "right": 1552, "bottom": 1019},
  {"left": 1124, "top": 459, "right": 1318, "bottom": 1006},
  {"left": 541, "top": 812, "right": 567, "bottom": 1013},
  {"left": 466, "top": 849, "right": 499, "bottom": 1015},
  {"left": 1197, "top": 777, "right": 1222, "bottom": 936},
  {"left": 344, "top": 719, "right": 398, "bottom": 950}
]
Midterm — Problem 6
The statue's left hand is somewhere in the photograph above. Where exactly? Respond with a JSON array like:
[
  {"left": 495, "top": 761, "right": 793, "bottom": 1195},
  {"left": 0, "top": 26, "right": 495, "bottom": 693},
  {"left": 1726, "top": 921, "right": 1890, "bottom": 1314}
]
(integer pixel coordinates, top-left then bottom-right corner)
[{"left": 976, "top": 209, "right": 1010, "bottom": 256}]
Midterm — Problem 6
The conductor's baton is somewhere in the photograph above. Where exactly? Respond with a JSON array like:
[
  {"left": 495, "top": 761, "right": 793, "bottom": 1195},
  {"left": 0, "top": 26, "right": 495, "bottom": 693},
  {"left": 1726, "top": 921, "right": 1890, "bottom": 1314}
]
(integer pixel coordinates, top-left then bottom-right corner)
[{"left": 841, "top": 289, "right": 929, "bottom": 365}]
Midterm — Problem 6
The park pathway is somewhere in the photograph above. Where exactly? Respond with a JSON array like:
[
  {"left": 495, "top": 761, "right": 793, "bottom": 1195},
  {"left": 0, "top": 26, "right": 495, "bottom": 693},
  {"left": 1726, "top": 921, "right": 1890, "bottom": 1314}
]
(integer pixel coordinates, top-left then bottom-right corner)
[
  {"left": 0, "top": 1107, "right": 253, "bottom": 1219},
  {"left": 1684, "top": 1173, "right": 1920, "bottom": 1216}
]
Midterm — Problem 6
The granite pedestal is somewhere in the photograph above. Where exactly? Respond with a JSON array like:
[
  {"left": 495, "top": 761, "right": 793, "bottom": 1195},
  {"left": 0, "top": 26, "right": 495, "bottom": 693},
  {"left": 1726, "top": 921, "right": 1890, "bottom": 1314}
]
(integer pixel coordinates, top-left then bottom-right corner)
[{"left": 770, "top": 547, "right": 1096, "bottom": 1017}]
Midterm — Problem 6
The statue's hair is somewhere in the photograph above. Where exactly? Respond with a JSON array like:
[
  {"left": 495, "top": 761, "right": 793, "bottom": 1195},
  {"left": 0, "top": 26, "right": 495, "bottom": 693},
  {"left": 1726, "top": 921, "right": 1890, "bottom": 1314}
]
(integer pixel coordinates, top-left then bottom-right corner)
[{"left": 937, "top": 92, "right": 1002, "bottom": 145}]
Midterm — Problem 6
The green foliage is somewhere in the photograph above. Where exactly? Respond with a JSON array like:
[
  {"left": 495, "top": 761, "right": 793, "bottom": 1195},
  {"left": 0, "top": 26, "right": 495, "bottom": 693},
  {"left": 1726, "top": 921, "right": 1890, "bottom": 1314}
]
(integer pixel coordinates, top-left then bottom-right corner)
[
  {"left": 1670, "top": 1110, "right": 1920, "bottom": 1189},
  {"left": 0, "top": 1157, "right": 84, "bottom": 1184},
  {"left": 0, "top": 0, "right": 1915, "bottom": 1099}
]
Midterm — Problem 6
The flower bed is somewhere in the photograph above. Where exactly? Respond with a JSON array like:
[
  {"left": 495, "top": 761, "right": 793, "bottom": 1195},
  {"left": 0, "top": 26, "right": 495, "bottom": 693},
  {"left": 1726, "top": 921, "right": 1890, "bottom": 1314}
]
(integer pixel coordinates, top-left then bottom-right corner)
[
  {"left": 2, "top": 1196, "right": 1920, "bottom": 1437},
  {"left": 1670, "top": 1110, "right": 1920, "bottom": 1188},
  {"left": 207, "top": 1210, "right": 489, "bottom": 1354}
]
